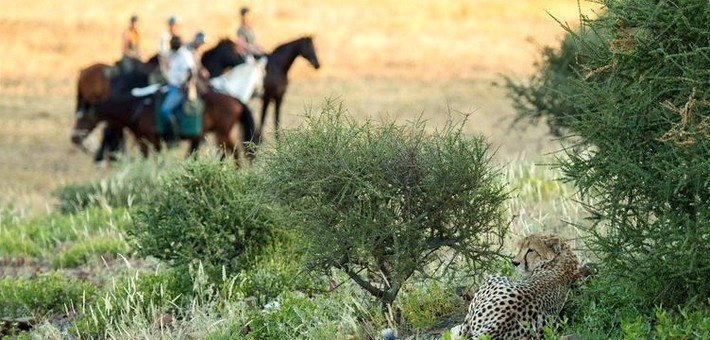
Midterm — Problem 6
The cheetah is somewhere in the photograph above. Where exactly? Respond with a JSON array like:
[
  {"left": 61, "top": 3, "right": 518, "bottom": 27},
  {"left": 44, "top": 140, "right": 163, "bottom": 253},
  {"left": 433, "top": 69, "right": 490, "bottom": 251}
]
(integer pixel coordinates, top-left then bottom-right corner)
[{"left": 453, "top": 233, "right": 581, "bottom": 339}]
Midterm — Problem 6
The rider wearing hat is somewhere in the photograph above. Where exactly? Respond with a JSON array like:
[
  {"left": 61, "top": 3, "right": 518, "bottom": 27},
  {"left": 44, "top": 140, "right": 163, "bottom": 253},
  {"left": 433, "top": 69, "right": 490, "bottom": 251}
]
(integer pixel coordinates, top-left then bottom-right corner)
[
  {"left": 158, "top": 15, "right": 180, "bottom": 76},
  {"left": 160, "top": 35, "right": 196, "bottom": 147},
  {"left": 186, "top": 31, "right": 206, "bottom": 52}
]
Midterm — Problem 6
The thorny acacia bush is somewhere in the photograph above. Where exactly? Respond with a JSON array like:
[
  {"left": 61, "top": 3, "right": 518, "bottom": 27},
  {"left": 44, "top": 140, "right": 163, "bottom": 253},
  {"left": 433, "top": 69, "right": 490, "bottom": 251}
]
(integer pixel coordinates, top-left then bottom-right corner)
[
  {"left": 259, "top": 101, "right": 509, "bottom": 307},
  {"left": 508, "top": 0, "right": 710, "bottom": 307},
  {"left": 502, "top": 22, "right": 610, "bottom": 137},
  {"left": 128, "top": 158, "right": 281, "bottom": 282}
]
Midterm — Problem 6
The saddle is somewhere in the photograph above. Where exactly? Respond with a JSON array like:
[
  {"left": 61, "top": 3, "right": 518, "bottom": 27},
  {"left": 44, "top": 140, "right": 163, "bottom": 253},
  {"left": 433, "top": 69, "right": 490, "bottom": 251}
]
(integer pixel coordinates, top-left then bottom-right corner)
[{"left": 130, "top": 85, "right": 203, "bottom": 137}]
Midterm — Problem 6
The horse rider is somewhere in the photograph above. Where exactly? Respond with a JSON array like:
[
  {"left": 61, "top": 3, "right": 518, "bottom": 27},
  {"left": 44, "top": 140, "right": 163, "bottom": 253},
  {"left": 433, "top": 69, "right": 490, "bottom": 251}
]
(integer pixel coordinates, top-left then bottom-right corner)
[
  {"left": 118, "top": 14, "right": 141, "bottom": 73},
  {"left": 161, "top": 35, "right": 196, "bottom": 148},
  {"left": 95, "top": 14, "right": 139, "bottom": 166},
  {"left": 236, "top": 6, "right": 266, "bottom": 58},
  {"left": 185, "top": 31, "right": 206, "bottom": 53},
  {"left": 184, "top": 31, "right": 209, "bottom": 101},
  {"left": 159, "top": 15, "right": 180, "bottom": 77}
]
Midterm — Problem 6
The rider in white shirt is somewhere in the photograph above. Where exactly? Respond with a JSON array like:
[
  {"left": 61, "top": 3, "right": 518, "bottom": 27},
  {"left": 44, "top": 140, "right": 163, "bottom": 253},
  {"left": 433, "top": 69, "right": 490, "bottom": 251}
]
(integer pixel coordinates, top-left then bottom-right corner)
[
  {"left": 158, "top": 15, "right": 180, "bottom": 77},
  {"left": 160, "top": 35, "right": 195, "bottom": 148}
]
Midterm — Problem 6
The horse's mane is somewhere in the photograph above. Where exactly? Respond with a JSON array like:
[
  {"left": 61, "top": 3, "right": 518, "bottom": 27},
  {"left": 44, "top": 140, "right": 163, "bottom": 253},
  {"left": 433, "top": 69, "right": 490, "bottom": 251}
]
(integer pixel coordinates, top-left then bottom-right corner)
[
  {"left": 217, "top": 38, "right": 235, "bottom": 47},
  {"left": 272, "top": 36, "right": 311, "bottom": 54},
  {"left": 146, "top": 54, "right": 160, "bottom": 66}
]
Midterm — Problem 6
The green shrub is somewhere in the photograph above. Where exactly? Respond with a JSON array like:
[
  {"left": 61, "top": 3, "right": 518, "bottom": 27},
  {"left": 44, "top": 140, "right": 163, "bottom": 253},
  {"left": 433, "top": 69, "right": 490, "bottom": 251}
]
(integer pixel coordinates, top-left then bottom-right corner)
[
  {"left": 128, "top": 158, "right": 281, "bottom": 282},
  {"left": 563, "top": 273, "right": 710, "bottom": 338},
  {"left": 562, "top": 273, "right": 647, "bottom": 338},
  {"left": 0, "top": 273, "right": 94, "bottom": 317},
  {"left": 502, "top": 20, "right": 611, "bottom": 136},
  {"left": 53, "top": 157, "right": 167, "bottom": 213},
  {"left": 259, "top": 101, "right": 509, "bottom": 308},
  {"left": 507, "top": 0, "right": 710, "bottom": 306}
]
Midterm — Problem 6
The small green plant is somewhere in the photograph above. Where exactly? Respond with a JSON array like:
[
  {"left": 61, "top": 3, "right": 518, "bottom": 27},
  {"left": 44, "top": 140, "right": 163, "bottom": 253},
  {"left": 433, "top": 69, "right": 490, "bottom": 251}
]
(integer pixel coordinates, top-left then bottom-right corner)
[
  {"left": 209, "top": 288, "right": 378, "bottom": 339},
  {"left": 0, "top": 273, "right": 94, "bottom": 317},
  {"left": 128, "top": 158, "right": 281, "bottom": 282},
  {"left": 260, "top": 101, "right": 509, "bottom": 309},
  {"left": 52, "top": 237, "right": 128, "bottom": 268},
  {"left": 0, "top": 207, "right": 131, "bottom": 259},
  {"left": 398, "top": 281, "right": 462, "bottom": 330},
  {"left": 72, "top": 267, "right": 194, "bottom": 338},
  {"left": 229, "top": 233, "right": 325, "bottom": 303},
  {"left": 53, "top": 157, "right": 168, "bottom": 213}
]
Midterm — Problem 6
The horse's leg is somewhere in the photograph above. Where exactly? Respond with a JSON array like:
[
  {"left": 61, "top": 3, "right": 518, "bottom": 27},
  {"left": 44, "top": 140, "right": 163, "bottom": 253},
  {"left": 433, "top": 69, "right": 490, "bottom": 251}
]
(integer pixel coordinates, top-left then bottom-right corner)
[
  {"left": 107, "top": 126, "right": 124, "bottom": 161},
  {"left": 76, "top": 82, "right": 84, "bottom": 115},
  {"left": 138, "top": 138, "right": 150, "bottom": 158},
  {"left": 274, "top": 96, "right": 284, "bottom": 140},
  {"left": 187, "top": 137, "right": 201, "bottom": 158},
  {"left": 241, "top": 104, "right": 257, "bottom": 159},
  {"left": 217, "top": 133, "right": 239, "bottom": 167},
  {"left": 260, "top": 96, "right": 270, "bottom": 131}
]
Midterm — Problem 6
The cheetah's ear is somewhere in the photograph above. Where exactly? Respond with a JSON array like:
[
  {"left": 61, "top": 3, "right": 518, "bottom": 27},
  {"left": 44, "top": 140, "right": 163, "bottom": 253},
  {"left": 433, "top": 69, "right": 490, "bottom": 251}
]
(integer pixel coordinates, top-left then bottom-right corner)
[{"left": 544, "top": 237, "right": 562, "bottom": 253}]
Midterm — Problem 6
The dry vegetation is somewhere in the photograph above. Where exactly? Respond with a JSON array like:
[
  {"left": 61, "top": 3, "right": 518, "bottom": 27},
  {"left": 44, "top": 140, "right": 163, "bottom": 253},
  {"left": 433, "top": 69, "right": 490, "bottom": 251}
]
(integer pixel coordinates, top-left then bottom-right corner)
[{"left": 0, "top": 0, "right": 600, "bottom": 212}]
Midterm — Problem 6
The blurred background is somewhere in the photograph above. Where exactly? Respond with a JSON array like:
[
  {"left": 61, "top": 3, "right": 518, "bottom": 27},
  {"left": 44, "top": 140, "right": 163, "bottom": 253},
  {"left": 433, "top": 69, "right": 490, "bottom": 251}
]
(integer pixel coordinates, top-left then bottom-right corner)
[{"left": 0, "top": 0, "right": 598, "bottom": 212}]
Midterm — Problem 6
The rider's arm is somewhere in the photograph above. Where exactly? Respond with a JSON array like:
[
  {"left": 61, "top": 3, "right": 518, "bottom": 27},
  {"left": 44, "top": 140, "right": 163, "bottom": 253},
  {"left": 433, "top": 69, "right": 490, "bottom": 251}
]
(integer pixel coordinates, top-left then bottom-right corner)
[{"left": 121, "top": 30, "right": 131, "bottom": 55}]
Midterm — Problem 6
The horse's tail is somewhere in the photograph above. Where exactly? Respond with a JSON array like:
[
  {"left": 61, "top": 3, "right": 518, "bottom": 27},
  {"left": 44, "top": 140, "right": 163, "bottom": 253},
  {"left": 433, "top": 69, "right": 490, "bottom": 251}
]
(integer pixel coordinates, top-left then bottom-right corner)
[
  {"left": 240, "top": 101, "right": 255, "bottom": 142},
  {"left": 240, "top": 101, "right": 258, "bottom": 158}
]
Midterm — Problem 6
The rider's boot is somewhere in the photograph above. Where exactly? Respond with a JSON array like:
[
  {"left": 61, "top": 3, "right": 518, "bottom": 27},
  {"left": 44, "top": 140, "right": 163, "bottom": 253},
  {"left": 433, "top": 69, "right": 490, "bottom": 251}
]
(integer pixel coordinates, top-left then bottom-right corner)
[{"left": 166, "top": 116, "right": 180, "bottom": 149}]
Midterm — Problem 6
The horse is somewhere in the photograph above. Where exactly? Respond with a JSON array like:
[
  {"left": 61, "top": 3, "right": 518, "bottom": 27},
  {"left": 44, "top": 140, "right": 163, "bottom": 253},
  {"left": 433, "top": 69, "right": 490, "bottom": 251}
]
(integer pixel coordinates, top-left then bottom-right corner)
[
  {"left": 71, "top": 72, "right": 258, "bottom": 166},
  {"left": 76, "top": 55, "right": 159, "bottom": 115},
  {"left": 261, "top": 36, "right": 320, "bottom": 137},
  {"left": 75, "top": 55, "right": 159, "bottom": 162},
  {"left": 201, "top": 39, "right": 245, "bottom": 79}
]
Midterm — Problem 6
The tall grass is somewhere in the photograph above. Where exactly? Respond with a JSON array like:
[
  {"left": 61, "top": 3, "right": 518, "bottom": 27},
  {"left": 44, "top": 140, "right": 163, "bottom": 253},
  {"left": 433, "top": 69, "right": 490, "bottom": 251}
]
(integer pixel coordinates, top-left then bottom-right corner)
[
  {"left": 503, "top": 161, "right": 592, "bottom": 260},
  {"left": 52, "top": 156, "right": 172, "bottom": 213}
]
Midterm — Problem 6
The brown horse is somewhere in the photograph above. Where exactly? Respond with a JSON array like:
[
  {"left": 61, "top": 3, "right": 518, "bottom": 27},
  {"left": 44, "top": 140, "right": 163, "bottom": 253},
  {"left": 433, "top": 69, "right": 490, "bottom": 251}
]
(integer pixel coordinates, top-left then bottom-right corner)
[
  {"left": 71, "top": 80, "right": 258, "bottom": 165},
  {"left": 76, "top": 56, "right": 159, "bottom": 161},
  {"left": 76, "top": 56, "right": 159, "bottom": 114}
]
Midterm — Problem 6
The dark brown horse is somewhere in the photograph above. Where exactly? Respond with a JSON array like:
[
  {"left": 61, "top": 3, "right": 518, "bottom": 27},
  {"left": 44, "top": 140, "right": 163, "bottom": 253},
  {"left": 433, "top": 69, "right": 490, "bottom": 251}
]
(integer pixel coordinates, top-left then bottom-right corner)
[
  {"left": 76, "top": 56, "right": 159, "bottom": 162},
  {"left": 201, "top": 39, "right": 245, "bottom": 78},
  {"left": 261, "top": 36, "right": 320, "bottom": 137},
  {"left": 76, "top": 55, "right": 159, "bottom": 116},
  {"left": 71, "top": 79, "right": 257, "bottom": 165}
]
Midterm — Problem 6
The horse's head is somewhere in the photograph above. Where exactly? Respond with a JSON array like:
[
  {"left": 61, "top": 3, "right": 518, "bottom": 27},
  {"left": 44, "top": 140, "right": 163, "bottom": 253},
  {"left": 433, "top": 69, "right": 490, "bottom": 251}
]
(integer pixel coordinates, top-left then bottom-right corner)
[
  {"left": 142, "top": 54, "right": 161, "bottom": 72},
  {"left": 215, "top": 38, "right": 237, "bottom": 52},
  {"left": 71, "top": 106, "right": 100, "bottom": 151},
  {"left": 299, "top": 36, "right": 320, "bottom": 69},
  {"left": 202, "top": 39, "right": 244, "bottom": 76}
]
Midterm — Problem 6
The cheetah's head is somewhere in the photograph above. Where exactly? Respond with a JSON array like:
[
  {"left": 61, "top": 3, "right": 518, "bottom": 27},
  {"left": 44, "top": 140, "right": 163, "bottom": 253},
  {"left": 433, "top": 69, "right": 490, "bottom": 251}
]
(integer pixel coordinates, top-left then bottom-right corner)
[{"left": 511, "top": 233, "right": 564, "bottom": 273}]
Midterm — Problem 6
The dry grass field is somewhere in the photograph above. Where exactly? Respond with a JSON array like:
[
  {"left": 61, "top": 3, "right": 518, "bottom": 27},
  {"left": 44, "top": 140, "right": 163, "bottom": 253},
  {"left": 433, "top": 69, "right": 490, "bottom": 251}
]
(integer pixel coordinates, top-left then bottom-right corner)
[{"left": 0, "top": 0, "right": 600, "bottom": 213}]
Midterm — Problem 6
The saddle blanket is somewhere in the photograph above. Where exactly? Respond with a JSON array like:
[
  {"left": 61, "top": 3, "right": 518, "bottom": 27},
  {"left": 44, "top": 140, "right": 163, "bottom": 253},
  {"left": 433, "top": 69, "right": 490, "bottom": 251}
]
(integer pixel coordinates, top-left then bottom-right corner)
[{"left": 209, "top": 56, "right": 267, "bottom": 103}]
